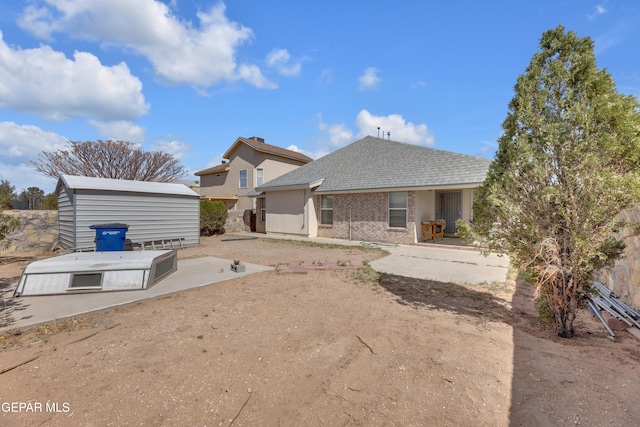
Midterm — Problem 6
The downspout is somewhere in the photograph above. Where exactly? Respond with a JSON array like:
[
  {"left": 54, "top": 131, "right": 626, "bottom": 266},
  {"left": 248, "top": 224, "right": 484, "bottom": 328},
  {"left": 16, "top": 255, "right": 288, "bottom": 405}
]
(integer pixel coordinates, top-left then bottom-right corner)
[
  {"left": 301, "top": 190, "right": 306, "bottom": 230},
  {"left": 349, "top": 206, "right": 352, "bottom": 241}
]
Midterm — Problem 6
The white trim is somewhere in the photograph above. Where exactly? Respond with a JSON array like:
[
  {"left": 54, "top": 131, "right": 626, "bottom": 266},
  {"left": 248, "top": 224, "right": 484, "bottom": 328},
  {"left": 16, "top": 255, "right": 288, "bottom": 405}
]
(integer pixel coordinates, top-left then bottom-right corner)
[
  {"left": 256, "top": 168, "right": 264, "bottom": 186},
  {"left": 388, "top": 191, "right": 408, "bottom": 228},
  {"left": 320, "top": 194, "right": 334, "bottom": 225}
]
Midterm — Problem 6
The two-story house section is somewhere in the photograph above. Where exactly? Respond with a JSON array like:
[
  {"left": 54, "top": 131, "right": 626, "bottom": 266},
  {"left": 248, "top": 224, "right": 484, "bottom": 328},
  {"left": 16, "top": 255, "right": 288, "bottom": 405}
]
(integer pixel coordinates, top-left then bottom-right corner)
[{"left": 195, "top": 136, "right": 313, "bottom": 212}]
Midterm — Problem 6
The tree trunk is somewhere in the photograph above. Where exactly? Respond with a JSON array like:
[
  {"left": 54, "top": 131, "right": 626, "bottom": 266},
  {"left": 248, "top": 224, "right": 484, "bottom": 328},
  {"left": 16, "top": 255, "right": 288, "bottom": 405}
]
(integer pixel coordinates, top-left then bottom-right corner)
[{"left": 554, "top": 308, "right": 576, "bottom": 338}]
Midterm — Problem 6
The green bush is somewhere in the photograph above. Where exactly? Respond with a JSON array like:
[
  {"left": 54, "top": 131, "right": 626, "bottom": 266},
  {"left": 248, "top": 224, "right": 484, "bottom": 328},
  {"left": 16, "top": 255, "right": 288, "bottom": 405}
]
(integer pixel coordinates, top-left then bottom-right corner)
[
  {"left": 200, "top": 200, "right": 227, "bottom": 236},
  {"left": 0, "top": 211, "right": 20, "bottom": 249},
  {"left": 534, "top": 295, "right": 554, "bottom": 327},
  {"left": 41, "top": 193, "right": 58, "bottom": 210}
]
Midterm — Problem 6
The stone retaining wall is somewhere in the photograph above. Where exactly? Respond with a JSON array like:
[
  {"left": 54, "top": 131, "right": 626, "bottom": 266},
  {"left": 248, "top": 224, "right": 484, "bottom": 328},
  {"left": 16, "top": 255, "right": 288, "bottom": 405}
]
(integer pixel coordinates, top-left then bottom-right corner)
[
  {"left": 224, "top": 210, "right": 252, "bottom": 233},
  {"left": 1, "top": 210, "right": 58, "bottom": 252},
  {"left": 596, "top": 207, "right": 640, "bottom": 310}
]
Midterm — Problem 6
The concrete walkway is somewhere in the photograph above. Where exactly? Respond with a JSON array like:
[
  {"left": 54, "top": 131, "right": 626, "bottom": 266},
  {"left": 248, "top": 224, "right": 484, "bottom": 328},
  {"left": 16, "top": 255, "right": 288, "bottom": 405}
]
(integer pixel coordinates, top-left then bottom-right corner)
[
  {"left": 369, "top": 244, "right": 510, "bottom": 284},
  {"left": 1, "top": 256, "right": 272, "bottom": 332},
  {"left": 234, "top": 232, "right": 511, "bottom": 285}
]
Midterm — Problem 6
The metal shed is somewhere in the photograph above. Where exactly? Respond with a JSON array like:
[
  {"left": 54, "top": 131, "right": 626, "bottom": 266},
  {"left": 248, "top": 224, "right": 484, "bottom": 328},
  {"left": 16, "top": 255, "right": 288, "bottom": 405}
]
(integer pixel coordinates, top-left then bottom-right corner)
[{"left": 56, "top": 175, "right": 200, "bottom": 250}]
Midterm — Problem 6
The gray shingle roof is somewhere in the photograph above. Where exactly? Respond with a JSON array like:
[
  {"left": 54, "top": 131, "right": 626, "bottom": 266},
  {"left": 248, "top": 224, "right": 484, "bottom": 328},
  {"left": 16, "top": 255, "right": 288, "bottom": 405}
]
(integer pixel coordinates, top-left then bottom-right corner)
[{"left": 254, "top": 136, "right": 491, "bottom": 193}]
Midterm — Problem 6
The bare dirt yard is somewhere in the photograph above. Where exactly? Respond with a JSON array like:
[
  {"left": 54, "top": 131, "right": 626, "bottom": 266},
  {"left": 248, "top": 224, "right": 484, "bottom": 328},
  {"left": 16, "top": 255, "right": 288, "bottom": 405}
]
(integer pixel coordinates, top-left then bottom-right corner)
[{"left": 1, "top": 235, "right": 639, "bottom": 426}]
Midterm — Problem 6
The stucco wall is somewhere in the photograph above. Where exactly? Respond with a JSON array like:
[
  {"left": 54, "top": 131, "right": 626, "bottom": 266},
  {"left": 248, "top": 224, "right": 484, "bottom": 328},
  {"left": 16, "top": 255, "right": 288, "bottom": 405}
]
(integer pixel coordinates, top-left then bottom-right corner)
[
  {"left": 1, "top": 210, "right": 58, "bottom": 252},
  {"left": 596, "top": 207, "right": 640, "bottom": 309},
  {"left": 315, "top": 192, "right": 416, "bottom": 245},
  {"left": 266, "top": 190, "right": 310, "bottom": 236}
]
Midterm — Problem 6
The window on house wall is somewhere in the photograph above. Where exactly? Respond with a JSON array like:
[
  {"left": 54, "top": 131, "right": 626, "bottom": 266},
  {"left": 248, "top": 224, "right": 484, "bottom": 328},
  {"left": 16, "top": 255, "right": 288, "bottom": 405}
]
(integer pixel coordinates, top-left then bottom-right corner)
[
  {"left": 260, "top": 198, "right": 266, "bottom": 222},
  {"left": 389, "top": 191, "right": 407, "bottom": 228},
  {"left": 256, "top": 168, "right": 264, "bottom": 186},
  {"left": 239, "top": 169, "right": 247, "bottom": 188},
  {"left": 320, "top": 195, "right": 333, "bottom": 225}
]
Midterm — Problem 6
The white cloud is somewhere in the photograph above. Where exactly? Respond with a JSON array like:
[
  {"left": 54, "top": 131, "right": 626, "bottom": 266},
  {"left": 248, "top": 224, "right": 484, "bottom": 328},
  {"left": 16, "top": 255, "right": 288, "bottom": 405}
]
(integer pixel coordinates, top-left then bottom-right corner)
[
  {"left": 88, "top": 120, "right": 146, "bottom": 143},
  {"left": 0, "top": 122, "right": 68, "bottom": 161},
  {"left": 355, "top": 110, "right": 434, "bottom": 146},
  {"left": 151, "top": 140, "right": 191, "bottom": 159},
  {"left": 238, "top": 64, "right": 277, "bottom": 89},
  {"left": 0, "top": 162, "right": 58, "bottom": 194},
  {"left": 317, "top": 113, "right": 354, "bottom": 147},
  {"left": 358, "top": 67, "right": 381, "bottom": 91},
  {"left": 0, "top": 122, "right": 69, "bottom": 193},
  {"left": 588, "top": 4, "right": 607, "bottom": 20},
  {"left": 18, "top": 0, "right": 276, "bottom": 89},
  {"left": 0, "top": 32, "right": 148, "bottom": 121},
  {"left": 266, "top": 49, "right": 302, "bottom": 77},
  {"left": 317, "top": 67, "right": 333, "bottom": 85},
  {"left": 311, "top": 109, "right": 434, "bottom": 159}
]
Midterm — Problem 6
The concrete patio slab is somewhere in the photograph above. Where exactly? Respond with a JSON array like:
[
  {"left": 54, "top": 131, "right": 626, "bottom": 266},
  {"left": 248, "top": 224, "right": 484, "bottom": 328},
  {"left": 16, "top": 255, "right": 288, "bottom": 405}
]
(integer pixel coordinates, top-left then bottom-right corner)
[
  {"left": 369, "top": 245, "right": 510, "bottom": 284},
  {"left": 1, "top": 256, "right": 272, "bottom": 332}
]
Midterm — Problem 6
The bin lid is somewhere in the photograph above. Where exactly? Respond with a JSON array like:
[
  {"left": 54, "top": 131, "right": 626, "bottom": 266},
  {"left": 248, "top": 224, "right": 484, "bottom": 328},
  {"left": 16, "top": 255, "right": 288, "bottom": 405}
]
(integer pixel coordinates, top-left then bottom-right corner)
[{"left": 89, "top": 223, "right": 129, "bottom": 230}]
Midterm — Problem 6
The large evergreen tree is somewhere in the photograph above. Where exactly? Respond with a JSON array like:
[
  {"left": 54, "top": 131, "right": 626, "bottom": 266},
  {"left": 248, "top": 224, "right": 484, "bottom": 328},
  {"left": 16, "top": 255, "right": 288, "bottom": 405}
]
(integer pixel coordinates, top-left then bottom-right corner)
[
  {"left": 458, "top": 26, "right": 640, "bottom": 338},
  {"left": 0, "top": 180, "right": 16, "bottom": 210}
]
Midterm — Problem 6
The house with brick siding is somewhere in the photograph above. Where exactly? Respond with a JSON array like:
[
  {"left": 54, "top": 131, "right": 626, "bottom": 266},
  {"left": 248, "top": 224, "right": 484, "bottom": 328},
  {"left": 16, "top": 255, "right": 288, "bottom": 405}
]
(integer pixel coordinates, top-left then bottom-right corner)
[
  {"left": 195, "top": 136, "right": 313, "bottom": 214},
  {"left": 249, "top": 136, "right": 491, "bottom": 244}
]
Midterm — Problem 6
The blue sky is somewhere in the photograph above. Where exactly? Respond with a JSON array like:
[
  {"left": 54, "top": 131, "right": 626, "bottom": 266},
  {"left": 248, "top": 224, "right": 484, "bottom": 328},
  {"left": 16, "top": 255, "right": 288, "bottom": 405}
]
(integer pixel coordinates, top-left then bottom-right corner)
[{"left": 1, "top": 0, "right": 639, "bottom": 194}]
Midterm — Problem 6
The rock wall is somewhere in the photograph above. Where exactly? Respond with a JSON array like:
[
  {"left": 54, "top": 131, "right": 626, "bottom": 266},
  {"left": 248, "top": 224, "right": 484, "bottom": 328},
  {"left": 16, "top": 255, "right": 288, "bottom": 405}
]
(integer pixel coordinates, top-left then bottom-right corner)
[
  {"left": 1, "top": 210, "right": 58, "bottom": 252},
  {"left": 224, "top": 210, "right": 252, "bottom": 233},
  {"left": 597, "top": 207, "right": 640, "bottom": 309}
]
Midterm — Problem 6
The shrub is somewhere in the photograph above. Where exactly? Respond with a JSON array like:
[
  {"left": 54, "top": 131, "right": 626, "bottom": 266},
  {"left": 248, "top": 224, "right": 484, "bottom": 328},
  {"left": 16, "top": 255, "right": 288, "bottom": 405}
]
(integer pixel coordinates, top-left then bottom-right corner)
[
  {"left": 0, "top": 211, "right": 20, "bottom": 250},
  {"left": 200, "top": 200, "right": 227, "bottom": 236},
  {"left": 41, "top": 193, "right": 58, "bottom": 210}
]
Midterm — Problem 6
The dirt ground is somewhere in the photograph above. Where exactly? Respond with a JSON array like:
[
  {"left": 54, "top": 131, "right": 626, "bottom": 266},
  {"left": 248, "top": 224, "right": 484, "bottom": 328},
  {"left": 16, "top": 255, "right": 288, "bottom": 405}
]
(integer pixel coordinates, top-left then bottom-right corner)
[{"left": 1, "top": 236, "right": 639, "bottom": 426}]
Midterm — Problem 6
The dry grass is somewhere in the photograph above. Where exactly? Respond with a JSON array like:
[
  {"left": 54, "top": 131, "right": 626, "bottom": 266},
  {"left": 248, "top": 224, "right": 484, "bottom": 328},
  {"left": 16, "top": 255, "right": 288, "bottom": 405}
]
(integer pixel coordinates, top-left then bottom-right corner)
[{"left": 0, "top": 313, "right": 110, "bottom": 349}]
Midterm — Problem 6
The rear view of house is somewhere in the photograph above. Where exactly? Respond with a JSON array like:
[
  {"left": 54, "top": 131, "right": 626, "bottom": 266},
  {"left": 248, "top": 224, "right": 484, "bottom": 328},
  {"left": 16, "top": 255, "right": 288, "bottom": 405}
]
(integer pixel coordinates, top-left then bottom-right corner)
[{"left": 250, "top": 136, "right": 491, "bottom": 245}]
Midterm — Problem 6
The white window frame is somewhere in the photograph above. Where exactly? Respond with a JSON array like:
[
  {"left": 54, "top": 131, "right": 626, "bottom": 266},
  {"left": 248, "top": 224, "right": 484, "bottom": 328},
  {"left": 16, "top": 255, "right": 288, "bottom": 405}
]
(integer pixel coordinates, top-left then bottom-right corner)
[
  {"left": 256, "top": 168, "right": 264, "bottom": 186},
  {"left": 320, "top": 195, "right": 334, "bottom": 225},
  {"left": 239, "top": 169, "right": 248, "bottom": 188},
  {"left": 260, "top": 197, "right": 266, "bottom": 222},
  {"left": 388, "top": 191, "right": 408, "bottom": 228}
]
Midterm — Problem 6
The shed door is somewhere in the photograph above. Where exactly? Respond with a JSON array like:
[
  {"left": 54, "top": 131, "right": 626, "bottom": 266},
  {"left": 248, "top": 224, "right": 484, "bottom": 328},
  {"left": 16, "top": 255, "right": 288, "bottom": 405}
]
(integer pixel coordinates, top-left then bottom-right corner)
[{"left": 437, "top": 191, "right": 462, "bottom": 235}]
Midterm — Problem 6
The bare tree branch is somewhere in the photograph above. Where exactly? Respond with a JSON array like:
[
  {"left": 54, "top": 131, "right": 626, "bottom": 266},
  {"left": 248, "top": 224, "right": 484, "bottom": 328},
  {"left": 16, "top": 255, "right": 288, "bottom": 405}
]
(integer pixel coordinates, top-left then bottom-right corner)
[{"left": 31, "top": 140, "right": 187, "bottom": 182}]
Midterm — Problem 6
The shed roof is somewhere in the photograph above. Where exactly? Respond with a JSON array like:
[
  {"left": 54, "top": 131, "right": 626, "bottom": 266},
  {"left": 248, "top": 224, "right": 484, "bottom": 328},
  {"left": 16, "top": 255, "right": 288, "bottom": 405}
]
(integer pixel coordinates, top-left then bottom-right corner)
[
  {"left": 253, "top": 136, "right": 491, "bottom": 194},
  {"left": 57, "top": 175, "right": 200, "bottom": 197}
]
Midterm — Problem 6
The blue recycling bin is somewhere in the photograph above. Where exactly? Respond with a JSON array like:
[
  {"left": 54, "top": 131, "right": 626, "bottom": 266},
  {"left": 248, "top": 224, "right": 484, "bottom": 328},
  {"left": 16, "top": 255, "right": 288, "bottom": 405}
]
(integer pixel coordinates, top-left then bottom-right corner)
[{"left": 90, "top": 223, "right": 129, "bottom": 251}]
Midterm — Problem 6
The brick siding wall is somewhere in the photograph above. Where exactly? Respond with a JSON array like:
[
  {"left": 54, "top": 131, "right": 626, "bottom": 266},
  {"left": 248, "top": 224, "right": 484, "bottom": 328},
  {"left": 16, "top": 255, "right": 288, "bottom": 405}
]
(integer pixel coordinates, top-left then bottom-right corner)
[{"left": 315, "top": 192, "right": 415, "bottom": 245}]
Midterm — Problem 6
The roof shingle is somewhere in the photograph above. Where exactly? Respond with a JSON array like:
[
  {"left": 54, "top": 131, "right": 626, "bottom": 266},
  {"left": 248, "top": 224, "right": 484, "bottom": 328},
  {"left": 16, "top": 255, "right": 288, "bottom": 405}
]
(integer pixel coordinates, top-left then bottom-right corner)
[
  {"left": 254, "top": 136, "right": 491, "bottom": 193},
  {"left": 225, "top": 137, "right": 313, "bottom": 163}
]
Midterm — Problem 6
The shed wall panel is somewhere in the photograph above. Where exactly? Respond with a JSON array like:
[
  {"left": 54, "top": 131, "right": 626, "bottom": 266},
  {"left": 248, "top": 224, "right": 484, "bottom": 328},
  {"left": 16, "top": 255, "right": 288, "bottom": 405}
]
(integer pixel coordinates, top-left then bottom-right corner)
[
  {"left": 58, "top": 187, "right": 75, "bottom": 249},
  {"left": 58, "top": 185, "right": 200, "bottom": 249}
]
